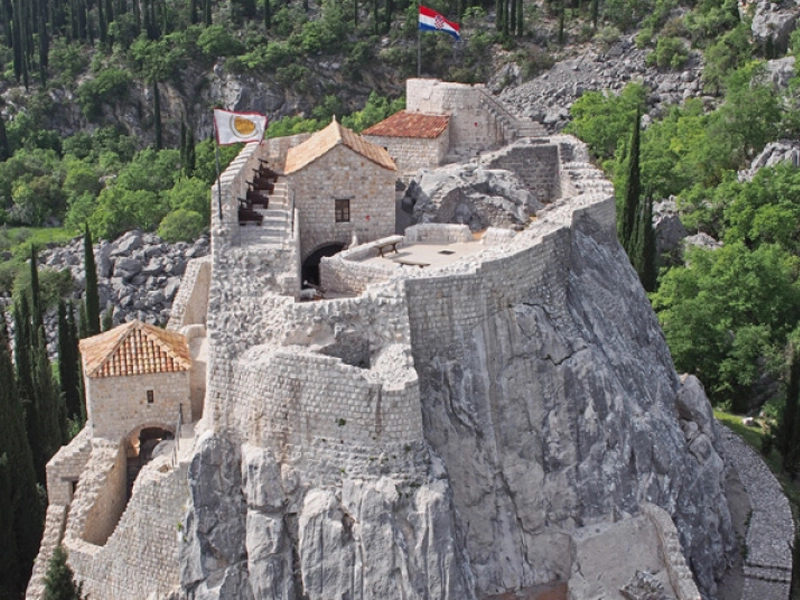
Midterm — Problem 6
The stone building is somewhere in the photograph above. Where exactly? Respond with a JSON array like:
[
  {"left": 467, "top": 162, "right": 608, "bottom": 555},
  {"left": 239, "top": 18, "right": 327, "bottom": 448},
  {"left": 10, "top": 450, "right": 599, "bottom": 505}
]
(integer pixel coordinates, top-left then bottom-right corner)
[
  {"left": 362, "top": 111, "right": 450, "bottom": 173},
  {"left": 79, "top": 320, "right": 192, "bottom": 441},
  {"left": 284, "top": 117, "right": 397, "bottom": 268}
]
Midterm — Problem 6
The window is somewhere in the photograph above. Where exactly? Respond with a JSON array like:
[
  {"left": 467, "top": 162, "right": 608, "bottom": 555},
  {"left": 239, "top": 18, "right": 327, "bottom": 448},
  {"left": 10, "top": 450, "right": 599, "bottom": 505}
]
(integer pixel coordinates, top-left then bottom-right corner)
[
  {"left": 146, "top": 390, "right": 154, "bottom": 404},
  {"left": 335, "top": 198, "right": 350, "bottom": 223}
]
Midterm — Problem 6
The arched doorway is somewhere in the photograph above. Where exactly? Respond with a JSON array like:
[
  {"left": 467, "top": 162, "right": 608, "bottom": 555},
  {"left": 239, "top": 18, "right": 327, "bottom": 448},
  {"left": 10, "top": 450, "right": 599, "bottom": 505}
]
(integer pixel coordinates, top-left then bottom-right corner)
[
  {"left": 125, "top": 425, "right": 174, "bottom": 499},
  {"left": 302, "top": 243, "right": 345, "bottom": 287}
]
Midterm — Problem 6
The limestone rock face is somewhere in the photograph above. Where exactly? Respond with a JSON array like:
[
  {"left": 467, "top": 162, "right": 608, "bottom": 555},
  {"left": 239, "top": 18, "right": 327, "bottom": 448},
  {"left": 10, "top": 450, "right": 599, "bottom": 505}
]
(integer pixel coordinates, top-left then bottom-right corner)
[
  {"left": 406, "top": 163, "right": 542, "bottom": 231},
  {"left": 181, "top": 437, "right": 476, "bottom": 600},
  {"left": 409, "top": 225, "right": 733, "bottom": 597}
]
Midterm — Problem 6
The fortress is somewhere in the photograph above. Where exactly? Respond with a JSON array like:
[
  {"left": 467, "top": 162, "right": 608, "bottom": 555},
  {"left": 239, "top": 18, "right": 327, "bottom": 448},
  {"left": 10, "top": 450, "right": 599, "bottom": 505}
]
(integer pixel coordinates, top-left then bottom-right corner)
[{"left": 24, "top": 80, "right": 792, "bottom": 600}]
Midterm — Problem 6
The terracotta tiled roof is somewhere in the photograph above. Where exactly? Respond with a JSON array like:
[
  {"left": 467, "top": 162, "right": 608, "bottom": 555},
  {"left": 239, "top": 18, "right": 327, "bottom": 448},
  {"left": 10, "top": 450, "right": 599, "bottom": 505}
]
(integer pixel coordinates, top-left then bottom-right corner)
[
  {"left": 362, "top": 111, "right": 450, "bottom": 139},
  {"left": 79, "top": 320, "right": 191, "bottom": 379},
  {"left": 284, "top": 118, "right": 397, "bottom": 174}
]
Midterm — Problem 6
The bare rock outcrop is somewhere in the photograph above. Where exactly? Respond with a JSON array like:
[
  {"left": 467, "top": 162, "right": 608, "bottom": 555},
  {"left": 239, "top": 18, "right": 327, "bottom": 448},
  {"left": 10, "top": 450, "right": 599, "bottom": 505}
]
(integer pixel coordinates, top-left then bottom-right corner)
[{"left": 405, "top": 163, "right": 542, "bottom": 231}]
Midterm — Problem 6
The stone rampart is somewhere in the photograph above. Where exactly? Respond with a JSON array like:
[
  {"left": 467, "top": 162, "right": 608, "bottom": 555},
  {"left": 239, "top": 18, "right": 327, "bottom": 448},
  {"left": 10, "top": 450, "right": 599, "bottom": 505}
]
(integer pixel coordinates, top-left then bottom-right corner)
[
  {"left": 225, "top": 346, "right": 422, "bottom": 451},
  {"left": 167, "top": 256, "right": 211, "bottom": 331},
  {"left": 481, "top": 140, "right": 560, "bottom": 203},
  {"left": 210, "top": 141, "right": 265, "bottom": 245},
  {"left": 65, "top": 452, "right": 188, "bottom": 600},
  {"left": 404, "top": 223, "right": 473, "bottom": 243},
  {"left": 24, "top": 505, "right": 68, "bottom": 600},
  {"left": 45, "top": 427, "right": 93, "bottom": 506},
  {"left": 641, "top": 503, "right": 703, "bottom": 600}
]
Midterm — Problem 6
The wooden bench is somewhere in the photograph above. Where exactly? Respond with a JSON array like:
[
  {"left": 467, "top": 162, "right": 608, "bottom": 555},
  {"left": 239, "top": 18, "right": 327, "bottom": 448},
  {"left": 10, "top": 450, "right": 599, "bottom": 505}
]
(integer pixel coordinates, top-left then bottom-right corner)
[
  {"left": 396, "top": 259, "right": 429, "bottom": 268},
  {"left": 375, "top": 240, "right": 401, "bottom": 257}
]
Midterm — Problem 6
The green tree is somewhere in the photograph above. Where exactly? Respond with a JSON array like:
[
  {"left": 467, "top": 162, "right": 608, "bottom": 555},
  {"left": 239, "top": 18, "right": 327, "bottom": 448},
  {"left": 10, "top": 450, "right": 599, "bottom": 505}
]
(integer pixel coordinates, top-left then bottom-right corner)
[
  {"left": 58, "top": 300, "right": 82, "bottom": 422},
  {"left": 82, "top": 225, "right": 100, "bottom": 339},
  {"left": 778, "top": 341, "right": 800, "bottom": 474},
  {"left": 618, "top": 108, "right": 641, "bottom": 254},
  {"left": 43, "top": 546, "right": 85, "bottom": 600},
  {"left": 0, "top": 309, "right": 42, "bottom": 598}
]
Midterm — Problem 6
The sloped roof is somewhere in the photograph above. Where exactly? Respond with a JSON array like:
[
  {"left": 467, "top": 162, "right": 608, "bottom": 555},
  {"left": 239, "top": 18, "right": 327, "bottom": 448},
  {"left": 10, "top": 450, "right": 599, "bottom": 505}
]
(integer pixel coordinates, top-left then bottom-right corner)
[
  {"left": 284, "top": 118, "right": 397, "bottom": 174},
  {"left": 363, "top": 111, "right": 450, "bottom": 139},
  {"left": 79, "top": 320, "right": 191, "bottom": 379}
]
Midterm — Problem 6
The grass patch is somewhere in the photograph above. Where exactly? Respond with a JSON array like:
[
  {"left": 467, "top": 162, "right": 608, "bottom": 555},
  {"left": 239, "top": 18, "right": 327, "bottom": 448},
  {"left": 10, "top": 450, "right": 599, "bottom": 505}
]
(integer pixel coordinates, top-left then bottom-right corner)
[{"left": 0, "top": 227, "right": 76, "bottom": 297}]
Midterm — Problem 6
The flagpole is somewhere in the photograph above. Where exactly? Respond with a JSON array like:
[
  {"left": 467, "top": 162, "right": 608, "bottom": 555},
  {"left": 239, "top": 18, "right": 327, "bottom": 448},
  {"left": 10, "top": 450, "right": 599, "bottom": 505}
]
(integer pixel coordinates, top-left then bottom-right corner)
[
  {"left": 417, "top": 24, "right": 421, "bottom": 77},
  {"left": 215, "top": 142, "right": 223, "bottom": 222}
]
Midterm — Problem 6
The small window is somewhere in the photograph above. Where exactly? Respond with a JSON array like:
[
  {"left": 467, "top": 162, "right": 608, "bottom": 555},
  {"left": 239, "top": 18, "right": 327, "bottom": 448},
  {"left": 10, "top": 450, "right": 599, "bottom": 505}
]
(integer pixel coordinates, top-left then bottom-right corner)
[
  {"left": 146, "top": 390, "right": 154, "bottom": 404},
  {"left": 335, "top": 198, "right": 350, "bottom": 223}
]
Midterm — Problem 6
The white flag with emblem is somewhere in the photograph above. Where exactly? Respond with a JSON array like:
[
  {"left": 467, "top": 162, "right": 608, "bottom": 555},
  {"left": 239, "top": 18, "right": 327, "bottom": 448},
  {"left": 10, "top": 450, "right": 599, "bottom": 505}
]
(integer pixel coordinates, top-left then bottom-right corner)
[{"left": 214, "top": 109, "right": 268, "bottom": 145}]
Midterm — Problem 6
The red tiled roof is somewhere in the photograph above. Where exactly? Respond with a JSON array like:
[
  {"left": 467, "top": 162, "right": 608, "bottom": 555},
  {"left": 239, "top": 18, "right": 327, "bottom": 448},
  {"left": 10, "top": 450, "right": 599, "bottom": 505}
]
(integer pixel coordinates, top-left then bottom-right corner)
[
  {"left": 284, "top": 118, "right": 397, "bottom": 174},
  {"left": 362, "top": 111, "right": 450, "bottom": 139},
  {"left": 79, "top": 320, "right": 191, "bottom": 378}
]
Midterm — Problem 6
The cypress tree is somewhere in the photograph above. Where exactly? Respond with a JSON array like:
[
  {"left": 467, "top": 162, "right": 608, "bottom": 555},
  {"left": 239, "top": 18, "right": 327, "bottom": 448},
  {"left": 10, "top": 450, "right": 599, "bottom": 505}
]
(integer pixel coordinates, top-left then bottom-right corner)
[
  {"left": 631, "top": 193, "right": 657, "bottom": 292},
  {"left": 82, "top": 225, "right": 100, "bottom": 338},
  {"left": 0, "top": 111, "right": 11, "bottom": 162},
  {"left": 0, "top": 454, "right": 20, "bottom": 599},
  {"left": 190, "top": 0, "right": 197, "bottom": 23},
  {"left": 780, "top": 343, "right": 800, "bottom": 475},
  {"left": 495, "top": 0, "right": 504, "bottom": 32},
  {"left": 153, "top": 80, "right": 162, "bottom": 150},
  {"left": 203, "top": 0, "right": 211, "bottom": 26},
  {"left": 186, "top": 126, "right": 196, "bottom": 177},
  {"left": 591, "top": 0, "right": 599, "bottom": 30},
  {"left": 30, "top": 244, "right": 43, "bottom": 332},
  {"left": 43, "top": 546, "right": 85, "bottom": 600},
  {"left": 0, "top": 308, "right": 44, "bottom": 588},
  {"left": 179, "top": 117, "right": 187, "bottom": 167},
  {"left": 515, "top": 0, "right": 523, "bottom": 36},
  {"left": 264, "top": 0, "right": 270, "bottom": 28},
  {"left": 101, "top": 306, "right": 113, "bottom": 331},
  {"left": 618, "top": 107, "right": 641, "bottom": 253},
  {"left": 58, "top": 300, "right": 82, "bottom": 422},
  {"left": 33, "top": 323, "right": 67, "bottom": 454}
]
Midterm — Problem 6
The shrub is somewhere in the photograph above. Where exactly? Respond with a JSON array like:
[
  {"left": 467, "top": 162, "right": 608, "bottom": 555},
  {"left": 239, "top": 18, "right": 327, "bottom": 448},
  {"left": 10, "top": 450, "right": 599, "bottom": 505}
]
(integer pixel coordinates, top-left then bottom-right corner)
[
  {"left": 647, "top": 36, "right": 689, "bottom": 69},
  {"left": 158, "top": 209, "right": 206, "bottom": 243},
  {"left": 76, "top": 69, "right": 133, "bottom": 120},
  {"left": 196, "top": 24, "right": 245, "bottom": 58}
]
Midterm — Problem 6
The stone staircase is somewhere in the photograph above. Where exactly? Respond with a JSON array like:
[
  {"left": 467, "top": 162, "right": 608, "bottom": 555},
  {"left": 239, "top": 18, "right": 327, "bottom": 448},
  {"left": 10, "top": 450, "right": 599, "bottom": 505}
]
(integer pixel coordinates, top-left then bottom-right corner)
[
  {"left": 238, "top": 180, "right": 294, "bottom": 248},
  {"left": 478, "top": 88, "right": 548, "bottom": 142}
]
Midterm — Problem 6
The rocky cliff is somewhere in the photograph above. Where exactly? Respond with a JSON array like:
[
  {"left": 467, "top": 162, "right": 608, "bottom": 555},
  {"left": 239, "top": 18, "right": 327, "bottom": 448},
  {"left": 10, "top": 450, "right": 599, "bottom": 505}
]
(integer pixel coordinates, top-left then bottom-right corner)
[{"left": 176, "top": 137, "right": 734, "bottom": 600}]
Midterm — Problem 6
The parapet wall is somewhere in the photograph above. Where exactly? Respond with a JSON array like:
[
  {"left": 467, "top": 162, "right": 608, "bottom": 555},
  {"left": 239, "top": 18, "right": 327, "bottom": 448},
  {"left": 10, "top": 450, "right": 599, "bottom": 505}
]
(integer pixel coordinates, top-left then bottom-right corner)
[
  {"left": 65, "top": 450, "right": 187, "bottom": 600},
  {"left": 168, "top": 256, "right": 211, "bottom": 331},
  {"left": 481, "top": 141, "right": 560, "bottom": 203}
]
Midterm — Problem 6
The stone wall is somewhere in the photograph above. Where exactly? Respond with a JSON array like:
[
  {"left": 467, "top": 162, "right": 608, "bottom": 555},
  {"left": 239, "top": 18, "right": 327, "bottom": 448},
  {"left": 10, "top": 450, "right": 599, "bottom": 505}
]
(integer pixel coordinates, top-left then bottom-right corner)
[
  {"left": 481, "top": 141, "right": 560, "bottom": 203},
  {"left": 406, "top": 78, "right": 503, "bottom": 155},
  {"left": 87, "top": 371, "right": 190, "bottom": 440},
  {"left": 287, "top": 144, "right": 396, "bottom": 259},
  {"left": 404, "top": 223, "right": 474, "bottom": 243},
  {"left": 64, "top": 450, "right": 188, "bottom": 600},
  {"left": 222, "top": 346, "right": 422, "bottom": 451},
  {"left": 641, "top": 503, "right": 703, "bottom": 600},
  {"left": 211, "top": 141, "right": 265, "bottom": 245},
  {"left": 362, "top": 131, "right": 449, "bottom": 173},
  {"left": 168, "top": 256, "right": 211, "bottom": 331},
  {"left": 45, "top": 427, "right": 93, "bottom": 506},
  {"left": 80, "top": 441, "right": 127, "bottom": 546}
]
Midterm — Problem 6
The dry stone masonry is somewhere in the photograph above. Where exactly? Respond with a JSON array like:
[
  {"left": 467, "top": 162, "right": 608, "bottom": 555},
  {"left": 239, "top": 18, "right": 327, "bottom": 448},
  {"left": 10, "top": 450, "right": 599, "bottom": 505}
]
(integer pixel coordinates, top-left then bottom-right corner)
[{"left": 26, "top": 78, "right": 791, "bottom": 600}]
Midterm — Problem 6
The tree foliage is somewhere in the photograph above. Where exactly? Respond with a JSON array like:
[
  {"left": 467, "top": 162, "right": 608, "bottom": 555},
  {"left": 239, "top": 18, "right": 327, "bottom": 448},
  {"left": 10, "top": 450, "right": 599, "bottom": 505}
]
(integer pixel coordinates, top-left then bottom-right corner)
[{"left": 43, "top": 546, "right": 85, "bottom": 600}]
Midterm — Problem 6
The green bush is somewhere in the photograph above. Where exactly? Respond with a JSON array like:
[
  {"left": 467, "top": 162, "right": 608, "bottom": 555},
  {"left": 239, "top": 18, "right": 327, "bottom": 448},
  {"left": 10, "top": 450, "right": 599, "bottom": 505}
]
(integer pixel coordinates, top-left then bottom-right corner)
[
  {"left": 76, "top": 69, "right": 133, "bottom": 120},
  {"left": 196, "top": 24, "right": 245, "bottom": 58},
  {"left": 647, "top": 36, "right": 689, "bottom": 69},
  {"left": 158, "top": 209, "right": 206, "bottom": 243},
  {"left": 13, "top": 266, "right": 73, "bottom": 310}
]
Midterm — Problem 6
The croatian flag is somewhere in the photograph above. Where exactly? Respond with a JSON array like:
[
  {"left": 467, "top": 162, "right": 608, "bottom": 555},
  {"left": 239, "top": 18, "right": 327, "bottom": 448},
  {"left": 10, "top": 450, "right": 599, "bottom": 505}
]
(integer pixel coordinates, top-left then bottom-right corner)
[{"left": 419, "top": 6, "right": 460, "bottom": 41}]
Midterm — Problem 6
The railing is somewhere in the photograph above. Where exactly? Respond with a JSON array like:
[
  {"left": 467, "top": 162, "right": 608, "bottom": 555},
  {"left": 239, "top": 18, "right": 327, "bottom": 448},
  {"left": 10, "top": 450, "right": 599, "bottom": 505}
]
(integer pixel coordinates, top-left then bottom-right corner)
[{"left": 172, "top": 403, "right": 183, "bottom": 467}]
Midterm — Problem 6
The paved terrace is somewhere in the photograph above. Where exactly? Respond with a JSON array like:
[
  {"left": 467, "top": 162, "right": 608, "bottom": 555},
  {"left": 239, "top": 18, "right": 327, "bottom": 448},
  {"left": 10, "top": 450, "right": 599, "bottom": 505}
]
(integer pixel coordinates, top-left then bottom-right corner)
[{"left": 359, "top": 239, "right": 485, "bottom": 270}]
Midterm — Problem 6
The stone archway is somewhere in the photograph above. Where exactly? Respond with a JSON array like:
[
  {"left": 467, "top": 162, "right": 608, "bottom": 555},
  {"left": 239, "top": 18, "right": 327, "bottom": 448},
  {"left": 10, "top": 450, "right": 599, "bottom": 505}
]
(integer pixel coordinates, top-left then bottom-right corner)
[
  {"left": 124, "top": 423, "right": 175, "bottom": 499},
  {"left": 302, "top": 242, "right": 346, "bottom": 287}
]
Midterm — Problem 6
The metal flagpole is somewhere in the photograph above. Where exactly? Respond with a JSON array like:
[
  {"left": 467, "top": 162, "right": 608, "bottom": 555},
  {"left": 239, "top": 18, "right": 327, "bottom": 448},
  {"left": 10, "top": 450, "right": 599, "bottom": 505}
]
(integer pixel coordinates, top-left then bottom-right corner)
[
  {"left": 417, "top": 22, "right": 421, "bottom": 77},
  {"left": 214, "top": 135, "right": 223, "bottom": 222}
]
